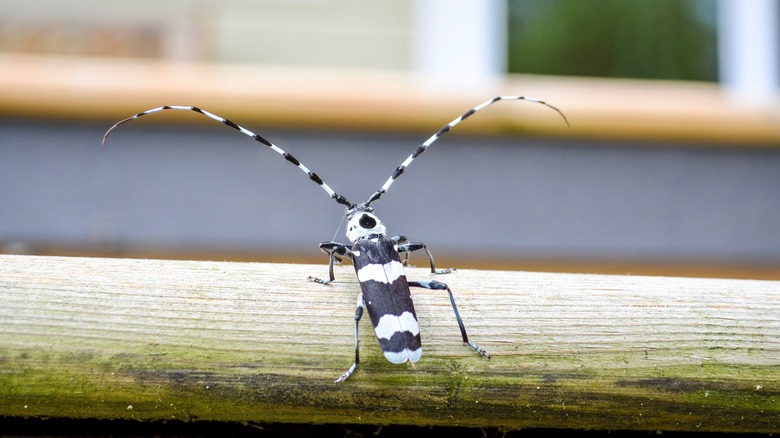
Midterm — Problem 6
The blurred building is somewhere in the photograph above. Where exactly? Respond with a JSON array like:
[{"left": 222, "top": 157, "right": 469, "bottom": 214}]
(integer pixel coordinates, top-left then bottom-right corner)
[
  {"left": 0, "top": 0, "right": 507, "bottom": 93},
  {"left": 0, "top": 0, "right": 778, "bottom": 278},
  {"left": 0, "top": 1, "right": 776, "bottom": 102}
]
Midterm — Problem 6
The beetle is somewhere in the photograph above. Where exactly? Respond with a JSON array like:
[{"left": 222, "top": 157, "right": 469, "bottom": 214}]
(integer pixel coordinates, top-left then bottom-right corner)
[{"left": 103, "top": 96, "right": 568, "bottom": 382}]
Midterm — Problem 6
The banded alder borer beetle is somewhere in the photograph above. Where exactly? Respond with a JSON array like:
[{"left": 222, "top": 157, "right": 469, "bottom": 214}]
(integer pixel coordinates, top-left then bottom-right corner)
[{"left": 102, "top": 96, "right": 568, "bottom": 382}]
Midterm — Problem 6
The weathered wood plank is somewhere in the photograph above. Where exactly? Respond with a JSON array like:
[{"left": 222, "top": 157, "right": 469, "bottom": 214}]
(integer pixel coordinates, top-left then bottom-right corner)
[{"left": 0, "top": 254, "right": 777, "bottom": 432}]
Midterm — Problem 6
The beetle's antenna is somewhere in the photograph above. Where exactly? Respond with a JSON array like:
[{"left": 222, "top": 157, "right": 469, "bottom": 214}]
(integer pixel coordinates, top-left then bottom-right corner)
[
  {"left": 365, "top": 96, "right": 568, "bottom": 205},
  {"left": 103, "top": 106, "right": 354, "bottom": 208}
]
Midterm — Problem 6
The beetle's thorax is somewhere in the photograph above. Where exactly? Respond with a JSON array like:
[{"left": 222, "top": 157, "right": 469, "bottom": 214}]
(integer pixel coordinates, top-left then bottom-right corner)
[{"left": 345, "top": 203, "right": 386, "bottom": 243}]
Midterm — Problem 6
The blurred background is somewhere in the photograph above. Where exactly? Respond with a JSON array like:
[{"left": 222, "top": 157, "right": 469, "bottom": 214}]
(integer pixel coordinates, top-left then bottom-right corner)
[{"left": 1, "top": 0, "right": 779, "bottom": 279}]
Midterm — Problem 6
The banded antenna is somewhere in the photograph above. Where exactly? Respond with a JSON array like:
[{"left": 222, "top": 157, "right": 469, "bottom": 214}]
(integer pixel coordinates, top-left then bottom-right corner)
[
  {"left": 102, "top": 105, "right": 354, "bottom": 208},
  {"left": 102, "top": 97, "right": 568, "bottom": 211},
  {"left": 364, "top": 96, "right": 569, "bottom": 205}
]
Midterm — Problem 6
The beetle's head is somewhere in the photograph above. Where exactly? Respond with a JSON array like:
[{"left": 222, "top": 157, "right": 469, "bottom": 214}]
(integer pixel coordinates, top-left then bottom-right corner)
[{"left": 345, "top": 203, "right": 386, "bottom": 242}]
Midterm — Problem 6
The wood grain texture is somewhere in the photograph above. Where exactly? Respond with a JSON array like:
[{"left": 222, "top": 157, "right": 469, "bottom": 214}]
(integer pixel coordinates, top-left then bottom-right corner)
[{"left": 0, "top": 254, "right": 778, "bottom": 432}]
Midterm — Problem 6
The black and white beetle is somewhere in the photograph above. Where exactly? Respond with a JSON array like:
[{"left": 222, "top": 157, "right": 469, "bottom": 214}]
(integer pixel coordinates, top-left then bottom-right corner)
[{"left": 102, "top": 96, "right": 568, "bottom": 383}]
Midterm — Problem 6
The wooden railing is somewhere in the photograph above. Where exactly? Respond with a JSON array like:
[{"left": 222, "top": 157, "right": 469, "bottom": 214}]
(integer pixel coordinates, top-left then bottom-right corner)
[{"left": 1, "top": 254, "right": 777, "bottom": 433}]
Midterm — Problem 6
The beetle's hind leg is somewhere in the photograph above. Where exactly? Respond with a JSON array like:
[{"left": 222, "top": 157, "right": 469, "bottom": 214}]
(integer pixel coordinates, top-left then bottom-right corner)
[{"left": 408, "top": 279, "right": 489, "bottom": 358}]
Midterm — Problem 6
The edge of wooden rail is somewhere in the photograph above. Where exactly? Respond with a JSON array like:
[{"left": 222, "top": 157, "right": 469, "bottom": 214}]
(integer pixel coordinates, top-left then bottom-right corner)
[{"left": 1, "top": 254, "right": 778, "bottom": 432}]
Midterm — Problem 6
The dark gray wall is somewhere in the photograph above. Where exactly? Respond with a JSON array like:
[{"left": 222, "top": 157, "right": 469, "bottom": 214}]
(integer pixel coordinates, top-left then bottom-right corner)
[{"left": 1, "top": 117, "right": 779, "bottom": 268}]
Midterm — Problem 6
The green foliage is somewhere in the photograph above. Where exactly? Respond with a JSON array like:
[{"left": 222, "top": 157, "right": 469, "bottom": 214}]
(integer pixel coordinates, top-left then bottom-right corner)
[{"left": 508, "top": 0, "right": 718, "bottom": 81}]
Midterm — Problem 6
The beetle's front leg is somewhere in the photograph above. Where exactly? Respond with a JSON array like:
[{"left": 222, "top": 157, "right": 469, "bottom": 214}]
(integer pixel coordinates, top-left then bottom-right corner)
[
  {"left": 307, "top": 241, "right": 353, "bottom": 284},
  {"left": 392, "top": 235, "right": 451, "bottom": 274}
]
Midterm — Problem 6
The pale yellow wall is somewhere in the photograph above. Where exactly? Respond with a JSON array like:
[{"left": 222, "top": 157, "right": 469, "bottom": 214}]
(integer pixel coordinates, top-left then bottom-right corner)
[
  {"left": 209, "top": 0, "right": 413, "bottom": 70},
  {"left": 0, "top": 0, "right": 413, "bottom": 70}
]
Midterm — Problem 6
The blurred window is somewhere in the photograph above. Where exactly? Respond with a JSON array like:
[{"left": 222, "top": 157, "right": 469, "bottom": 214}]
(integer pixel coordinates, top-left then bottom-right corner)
[{"left": 508, "top": 0, "right": 718, "bottom": 81}]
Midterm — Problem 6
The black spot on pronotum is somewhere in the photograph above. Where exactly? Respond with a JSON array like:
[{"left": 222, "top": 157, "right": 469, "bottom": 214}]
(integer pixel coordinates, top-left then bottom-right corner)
[{"left": 359, "top": 214, "right": 377, "bottom": 229}]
